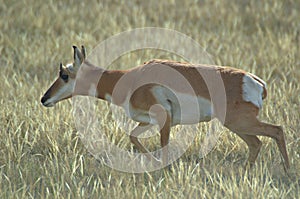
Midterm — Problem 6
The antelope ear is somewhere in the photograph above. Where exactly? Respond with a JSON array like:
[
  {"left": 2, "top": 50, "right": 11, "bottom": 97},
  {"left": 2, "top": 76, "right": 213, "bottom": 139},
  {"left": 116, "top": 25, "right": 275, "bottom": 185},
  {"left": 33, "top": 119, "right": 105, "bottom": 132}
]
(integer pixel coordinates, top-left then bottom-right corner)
[
  {"left": 73, "top": 45, "right": 84, "bottom": 68},
  {"left": 81, "top": 45, "right": 86, "bottom": 59}
]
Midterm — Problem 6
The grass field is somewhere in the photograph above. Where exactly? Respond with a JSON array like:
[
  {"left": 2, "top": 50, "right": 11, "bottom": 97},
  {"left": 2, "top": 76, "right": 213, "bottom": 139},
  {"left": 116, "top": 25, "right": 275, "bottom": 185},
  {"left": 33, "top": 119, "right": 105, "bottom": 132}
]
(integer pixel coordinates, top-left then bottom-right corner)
[{"left": 1, "top": 0, "right": 299, "bottom": 198}]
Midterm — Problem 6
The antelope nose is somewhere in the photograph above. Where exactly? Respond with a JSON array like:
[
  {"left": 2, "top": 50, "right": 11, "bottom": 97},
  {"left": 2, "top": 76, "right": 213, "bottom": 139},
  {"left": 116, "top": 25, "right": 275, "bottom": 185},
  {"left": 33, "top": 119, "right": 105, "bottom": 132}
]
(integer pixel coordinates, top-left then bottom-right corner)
[{"left": 41, "top": 96, "right": 46, "bottom": 104}]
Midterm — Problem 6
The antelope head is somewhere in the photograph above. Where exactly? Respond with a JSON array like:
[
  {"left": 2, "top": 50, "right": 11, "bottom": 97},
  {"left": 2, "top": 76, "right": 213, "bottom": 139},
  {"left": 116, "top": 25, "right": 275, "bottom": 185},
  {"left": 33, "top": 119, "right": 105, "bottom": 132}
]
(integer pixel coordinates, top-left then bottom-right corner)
[{"left": 41, "top": 46, "right": 86, "bottom": 107}]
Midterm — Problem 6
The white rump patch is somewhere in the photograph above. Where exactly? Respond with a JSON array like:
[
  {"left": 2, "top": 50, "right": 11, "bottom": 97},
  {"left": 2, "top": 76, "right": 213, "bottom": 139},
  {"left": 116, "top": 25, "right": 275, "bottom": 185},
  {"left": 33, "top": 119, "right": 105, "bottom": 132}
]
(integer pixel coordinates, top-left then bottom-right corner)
[{"left": 242, "top": 74, "right": 266, "bottom": 109}]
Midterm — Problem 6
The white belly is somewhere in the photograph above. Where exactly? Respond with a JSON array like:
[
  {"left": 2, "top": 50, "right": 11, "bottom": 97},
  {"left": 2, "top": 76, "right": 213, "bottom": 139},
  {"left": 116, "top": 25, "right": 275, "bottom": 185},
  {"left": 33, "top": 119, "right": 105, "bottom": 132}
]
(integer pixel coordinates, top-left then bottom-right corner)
[
  {"left": 170, "top": 92, "right": 212, "bottom": 125},
  {"left": 152, "top": 86, "right": 213, "bottom": 125},
  {"left": 116, "top": 86, "right": 213, "bottom": 126}
]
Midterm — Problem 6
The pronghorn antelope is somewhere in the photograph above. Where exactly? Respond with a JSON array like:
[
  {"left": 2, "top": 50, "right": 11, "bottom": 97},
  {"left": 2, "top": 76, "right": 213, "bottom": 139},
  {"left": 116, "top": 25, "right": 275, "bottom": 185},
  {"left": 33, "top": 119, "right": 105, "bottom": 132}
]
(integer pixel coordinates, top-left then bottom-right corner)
[{"left": 41, "top": 45, "right": 290, "bottom": 171}]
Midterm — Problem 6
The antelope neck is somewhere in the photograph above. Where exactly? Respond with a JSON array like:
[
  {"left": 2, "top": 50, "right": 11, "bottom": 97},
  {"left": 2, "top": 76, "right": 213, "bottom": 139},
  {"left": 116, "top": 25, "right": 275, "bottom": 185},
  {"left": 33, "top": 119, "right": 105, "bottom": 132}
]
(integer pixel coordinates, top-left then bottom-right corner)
[{"left": 74, "top": 65, "right": 127, "bottom": 103}]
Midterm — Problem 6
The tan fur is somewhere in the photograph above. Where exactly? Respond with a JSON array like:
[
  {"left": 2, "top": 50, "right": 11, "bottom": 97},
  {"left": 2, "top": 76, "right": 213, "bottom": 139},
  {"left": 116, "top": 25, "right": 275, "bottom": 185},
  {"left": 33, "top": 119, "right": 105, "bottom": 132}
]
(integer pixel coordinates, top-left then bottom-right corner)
[
  {"left": 41, "top": 46, "right": 290, "bottom": 172},
  {"left": 41, "top": 68, "right": 72, "bottom": 101}
]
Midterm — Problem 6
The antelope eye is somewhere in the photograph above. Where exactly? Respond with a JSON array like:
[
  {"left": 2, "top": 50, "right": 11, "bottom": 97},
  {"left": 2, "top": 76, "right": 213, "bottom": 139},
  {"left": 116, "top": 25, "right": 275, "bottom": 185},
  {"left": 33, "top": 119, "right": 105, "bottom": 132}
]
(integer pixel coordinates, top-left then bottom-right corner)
[{"left": 61, "top": 74, "right": 69, "bottom": 81}]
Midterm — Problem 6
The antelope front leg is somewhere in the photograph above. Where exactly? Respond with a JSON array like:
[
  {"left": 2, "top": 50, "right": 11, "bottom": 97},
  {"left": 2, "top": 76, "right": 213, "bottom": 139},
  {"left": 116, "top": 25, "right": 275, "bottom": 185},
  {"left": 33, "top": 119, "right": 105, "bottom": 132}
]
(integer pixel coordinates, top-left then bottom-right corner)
[
  {"left": 129, "top": 123, "right": 161, "bottom": 164},
  {"left": 158, "top": 111, "right": 171, "bottom": 166},
  {"left": 160, "top": 120, "right": 171, "bottom": 166}
]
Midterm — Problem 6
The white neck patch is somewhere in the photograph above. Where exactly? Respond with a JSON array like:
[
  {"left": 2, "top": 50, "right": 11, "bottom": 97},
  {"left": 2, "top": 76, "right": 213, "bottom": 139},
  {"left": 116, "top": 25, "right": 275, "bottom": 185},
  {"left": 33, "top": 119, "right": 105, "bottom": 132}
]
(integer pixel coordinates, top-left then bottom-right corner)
[
  {"left": 88, "top": 83, "right": 98, "bottom": 97},
  {"left": 104, "top": 93, "right": 112, "bottom": 102}
]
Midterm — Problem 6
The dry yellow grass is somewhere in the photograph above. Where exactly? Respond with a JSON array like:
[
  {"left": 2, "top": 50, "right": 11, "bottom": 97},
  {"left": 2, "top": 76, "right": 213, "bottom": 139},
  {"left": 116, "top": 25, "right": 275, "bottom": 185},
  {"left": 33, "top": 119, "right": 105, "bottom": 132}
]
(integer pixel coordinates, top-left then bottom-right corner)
[{"left": 0, "top": 0, "right": 299, "bottom": 198}]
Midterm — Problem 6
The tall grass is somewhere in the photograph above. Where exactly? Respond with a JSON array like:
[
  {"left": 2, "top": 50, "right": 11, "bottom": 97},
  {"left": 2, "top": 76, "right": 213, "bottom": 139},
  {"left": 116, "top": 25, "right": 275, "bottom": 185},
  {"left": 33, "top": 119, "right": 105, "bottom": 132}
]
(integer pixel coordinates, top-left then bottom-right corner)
[{"left": 0, "top": 0, "right": 299, "bottom": 198}]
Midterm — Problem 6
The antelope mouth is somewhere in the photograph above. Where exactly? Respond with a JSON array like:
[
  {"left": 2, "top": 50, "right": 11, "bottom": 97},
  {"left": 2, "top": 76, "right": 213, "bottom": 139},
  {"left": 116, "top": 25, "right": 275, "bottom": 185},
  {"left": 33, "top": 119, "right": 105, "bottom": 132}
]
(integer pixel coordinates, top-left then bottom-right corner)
[
  {"left": 41, "top": 96, "right": 56, "bottom": 107},
  {"left": 42, "top": 101, "right": 55, "bottom": 107}
]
